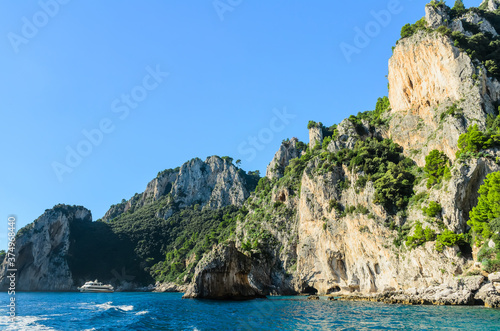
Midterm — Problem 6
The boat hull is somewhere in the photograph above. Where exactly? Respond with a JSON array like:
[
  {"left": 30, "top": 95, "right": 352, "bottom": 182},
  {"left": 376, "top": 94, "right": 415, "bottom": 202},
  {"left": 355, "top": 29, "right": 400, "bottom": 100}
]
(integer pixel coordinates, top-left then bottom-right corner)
[{"left": 78, "top": 288, "right": 114, "bottom": 293}]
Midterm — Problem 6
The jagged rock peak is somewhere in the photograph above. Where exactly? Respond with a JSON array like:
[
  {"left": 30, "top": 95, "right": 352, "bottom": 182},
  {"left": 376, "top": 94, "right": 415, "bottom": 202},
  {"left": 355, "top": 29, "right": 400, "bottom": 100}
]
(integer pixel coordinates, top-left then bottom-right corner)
[
  {"left": 103, "top": 155, "right": 255, "bottom": 221},
  {"left": 0, "top": 205, "right": 92, "bottom": 291},
  {"left": 481, "top": 0, "right": 499, "bottom": 11},
  {"left": 425, "top": 3, "right": 449, "bottom": 29},
  {"left": 309, "top": 124, "right": 323, "bottom": 148},
  {"left": 266, "top": 138, "right": 302, "bottom": 180}
]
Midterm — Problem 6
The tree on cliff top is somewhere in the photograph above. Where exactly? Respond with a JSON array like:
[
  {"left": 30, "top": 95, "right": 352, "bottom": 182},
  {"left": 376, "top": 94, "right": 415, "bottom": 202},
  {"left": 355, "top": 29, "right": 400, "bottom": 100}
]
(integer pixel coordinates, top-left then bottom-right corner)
[{"left": 450, "top": 0, "right": 466, "bottom": 18}]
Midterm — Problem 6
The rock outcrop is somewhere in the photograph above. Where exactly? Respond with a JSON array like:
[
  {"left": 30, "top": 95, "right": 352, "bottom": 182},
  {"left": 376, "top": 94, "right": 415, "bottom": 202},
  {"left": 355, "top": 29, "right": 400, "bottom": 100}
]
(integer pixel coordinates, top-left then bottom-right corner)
[
  {"left": 425, "top": 4, "right": 449, "bottom": 29},
  {"left": 220, "top": 3, "right": 500, "bottom": 301},
  {"left": 0, "top": 205, "right": 91, "bottom": 291},
  {"left": 387, "top": 8, "right": 500, "bottom": 166},
  {"left": 338, "top": 275, "right": 500, "bottom": 308},
  {"left": 154, "top": 281, "right": 188, "bottom": 293},
  {"left": 183, "top": 242, "right": 265, "bottom": 300},
  {"left": 266, "top": 138, "right": 302, "bottom": 180},
  {"left": 292, "top": 158, "right": 472, "bottom": 295},
  {"left": 481, "top": 0, "right": 499, "bottom": 12},
  {"left": 309, "top": 125, "right": 323, "bottom": 148},
  {"left": 103, "top": 156, "right": 254, "bottom": 221}
]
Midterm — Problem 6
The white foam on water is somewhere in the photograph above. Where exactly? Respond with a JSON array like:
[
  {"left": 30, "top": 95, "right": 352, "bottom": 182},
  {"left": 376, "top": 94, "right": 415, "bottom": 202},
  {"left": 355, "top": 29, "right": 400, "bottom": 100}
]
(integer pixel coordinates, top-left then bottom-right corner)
[
  {"left": 135, "top": 310, "right": 148, "bottom": 315},
  {"left": 0, "top": 315, "right": 56, "bottom": 330},
  {"left": 117, "top": 305, "right": 134, "bottom": 311},
  {"left": 95, "top": 301, "right": 134, "bottom": 312}
]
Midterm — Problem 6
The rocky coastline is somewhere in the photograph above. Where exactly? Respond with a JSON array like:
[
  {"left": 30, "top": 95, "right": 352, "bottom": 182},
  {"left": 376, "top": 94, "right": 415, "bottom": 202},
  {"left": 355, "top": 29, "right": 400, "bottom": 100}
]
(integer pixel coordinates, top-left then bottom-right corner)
[{"left": 331, "top": 272, "right": 500, "bottom": 308}]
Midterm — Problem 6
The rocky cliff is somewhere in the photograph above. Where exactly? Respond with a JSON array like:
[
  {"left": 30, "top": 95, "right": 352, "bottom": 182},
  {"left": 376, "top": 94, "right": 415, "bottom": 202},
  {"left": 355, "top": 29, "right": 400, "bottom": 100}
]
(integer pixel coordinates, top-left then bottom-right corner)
[
  {"left": 482, "top": 0, "right": 499, "bottom": 12},
  {"left": 0, "top": 155, "right": 259, "bottom": 292},
  {"left": 5, "top": 2, "right": 500, "bottom": 308},
  {"left": 184, "top": 2, "right": 500, "bottom": 306},
  {"left": 266, "top": 138, "right": 303, "bottom": 180},
  {"left": 0, "top": 205, "right": 91, "bottom": 291},
  {"left": 387, "top": 5, "right": 500, "bottom": 166},
  {"left": 183, "top": 241, "right": 265, "bottom": 300},
  {"left": 103, "top": 156, "right": 255, "bottom": 221}
]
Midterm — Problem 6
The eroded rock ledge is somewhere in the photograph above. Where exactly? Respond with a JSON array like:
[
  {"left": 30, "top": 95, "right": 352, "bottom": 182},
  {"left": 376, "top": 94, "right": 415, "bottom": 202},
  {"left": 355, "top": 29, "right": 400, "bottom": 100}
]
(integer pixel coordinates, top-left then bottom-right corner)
[
  {"left": 334, "top": 273, "right": 500, "bottom": 308},
  {"left": 183, "top": 242, "right": 266, "bottom": 300}
]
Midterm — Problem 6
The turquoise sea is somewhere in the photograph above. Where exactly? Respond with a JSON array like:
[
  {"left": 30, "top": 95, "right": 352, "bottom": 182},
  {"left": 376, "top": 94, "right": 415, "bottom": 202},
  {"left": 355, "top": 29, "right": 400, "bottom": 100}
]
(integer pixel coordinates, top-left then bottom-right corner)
[{"left": 1, "top": 292, "right": 500, "bottom": 330}]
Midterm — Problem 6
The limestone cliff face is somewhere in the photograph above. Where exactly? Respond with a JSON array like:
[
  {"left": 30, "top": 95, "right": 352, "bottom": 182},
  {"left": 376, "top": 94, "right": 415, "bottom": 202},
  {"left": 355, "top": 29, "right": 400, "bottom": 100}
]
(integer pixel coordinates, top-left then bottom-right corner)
[
  {"left": 0, "top": 205, "right": 91, "bottom": 291},
  {"left": 481, "top": 0, "right": 499, "bottom": 11},
  {"left": 183, "top": 241, "right": 265, "bottom": 299},
  {"left": 327, "top": 118, "right": 384, "bottom": 154},
  {"left": 309, "top": 126, "right": 323, "bottom": 148},
  {"left": 292, "top": 157, "right": 493, "bottom": 295},
  {"left": 433, "top": 157, "right": 500, "bottom": 233},
  {"left": 387, "top": 15, "right": 500, "bottom": 165},
  {"left": 103, "top": 156, "right": 253, "bottom": 221},
  {"left": 425, "top": 4, "right": 449, "bottom": 29},
  {"left": 266, "top": 138, "right": 302, "bottom": 180}
]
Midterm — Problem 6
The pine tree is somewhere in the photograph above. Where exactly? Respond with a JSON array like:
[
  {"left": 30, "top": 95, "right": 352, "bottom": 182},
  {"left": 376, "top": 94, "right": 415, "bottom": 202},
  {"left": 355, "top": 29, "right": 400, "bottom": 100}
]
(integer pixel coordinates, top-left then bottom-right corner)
[{"left": 469, "top": 171, "right": 500, "bottom": 238}]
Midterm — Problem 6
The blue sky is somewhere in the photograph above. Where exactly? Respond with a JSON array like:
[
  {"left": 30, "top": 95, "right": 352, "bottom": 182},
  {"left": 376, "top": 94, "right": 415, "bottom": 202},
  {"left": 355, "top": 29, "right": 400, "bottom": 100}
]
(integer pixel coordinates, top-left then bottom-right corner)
[{"left": 0, "top": 0, "right": 483, "bottom": 248}]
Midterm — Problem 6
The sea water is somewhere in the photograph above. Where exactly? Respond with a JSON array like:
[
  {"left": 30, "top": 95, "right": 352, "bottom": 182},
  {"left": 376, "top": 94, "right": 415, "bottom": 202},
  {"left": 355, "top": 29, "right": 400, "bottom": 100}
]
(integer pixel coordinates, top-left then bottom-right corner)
[{"left": 0, "top": 292, "right": 500, "bottom": 330}]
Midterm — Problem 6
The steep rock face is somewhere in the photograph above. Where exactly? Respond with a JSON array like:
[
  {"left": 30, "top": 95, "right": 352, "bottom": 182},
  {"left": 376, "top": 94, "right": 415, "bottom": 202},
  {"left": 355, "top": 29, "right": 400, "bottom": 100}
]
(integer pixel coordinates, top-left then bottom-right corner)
[
  {"left": 266, "top": 138, "right": 301, "bottom": 180},
  {"left": 387, "top": 31, "right": 499, "bottom": 166},
  {"left": 434, "top": 157, "right": 500, "bottom": 233},
  {"left": 183, "top": 242, "right": 265, "bottom": 299},
  {"left": 294, "top": 162, "right": 468, "bottom": 295},
  {"left": 0, "top": 205, "right": 91, "bottom": 291},
  {"left": 170, "top": 157, "right": 249, "bottom": 210},
  {"left": 463, "top": 11, "right": 498, "bottom": 36},
  {"left": 103, "top": 156, "right": 252, "bottom": 221},
  {"left": 309, "top": 126, "right": 323, "bottom": 148},
  {"left": 481, "top": 0, "right": 500, "bottom": 11},
  {"left": 425, "top": 4, "right": 449, "bottom": 29},
  {"left": 327, "top": 118, "right": 384, "bottom": 154}
]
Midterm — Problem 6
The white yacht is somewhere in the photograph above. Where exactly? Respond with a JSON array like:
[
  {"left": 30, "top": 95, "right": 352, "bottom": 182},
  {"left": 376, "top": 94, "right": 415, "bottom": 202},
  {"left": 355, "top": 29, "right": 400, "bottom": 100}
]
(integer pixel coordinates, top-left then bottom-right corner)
[{"left": 78, "top": 280, "right": 114, "bottom": 293}]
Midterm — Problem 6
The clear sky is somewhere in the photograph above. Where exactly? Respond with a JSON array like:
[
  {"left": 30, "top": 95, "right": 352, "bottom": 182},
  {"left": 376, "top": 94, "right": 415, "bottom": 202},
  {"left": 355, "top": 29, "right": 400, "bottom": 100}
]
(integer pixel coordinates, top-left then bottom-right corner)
[{"left": 0, "top": 0, "right": 483, "bottom": 248}]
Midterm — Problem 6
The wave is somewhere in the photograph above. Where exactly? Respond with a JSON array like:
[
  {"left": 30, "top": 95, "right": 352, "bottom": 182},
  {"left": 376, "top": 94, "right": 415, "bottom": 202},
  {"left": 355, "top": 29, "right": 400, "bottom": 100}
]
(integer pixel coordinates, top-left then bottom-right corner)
[
  {"left": 94, "top": 301, "right": 134, "bottom": 312},
  {"left": 135, "top": 311, "right": 148, "bottom": 316},
  {"left": 0, "top": 315, "right": 56, "bottom": 331}
]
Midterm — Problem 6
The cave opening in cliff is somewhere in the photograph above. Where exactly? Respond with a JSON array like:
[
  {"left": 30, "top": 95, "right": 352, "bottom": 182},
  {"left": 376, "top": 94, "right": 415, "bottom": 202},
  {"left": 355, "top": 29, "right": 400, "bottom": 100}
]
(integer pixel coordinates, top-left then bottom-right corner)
[
  {"left": 326, "top": 285, "right": 341, "bottom": 294},
  {"left": 458, "top": 242, "right": 473, "bottom": 259},
  {"left": 302, "top": 286, "right": 318, "bottom": 295}
]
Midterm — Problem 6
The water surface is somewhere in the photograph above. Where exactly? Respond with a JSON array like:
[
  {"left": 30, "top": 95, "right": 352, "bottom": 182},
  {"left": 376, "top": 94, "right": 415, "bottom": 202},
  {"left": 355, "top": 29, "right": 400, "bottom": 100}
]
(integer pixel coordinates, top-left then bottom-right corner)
[{"left": 1, "top": 292, "right": 499, "bottom": 330}]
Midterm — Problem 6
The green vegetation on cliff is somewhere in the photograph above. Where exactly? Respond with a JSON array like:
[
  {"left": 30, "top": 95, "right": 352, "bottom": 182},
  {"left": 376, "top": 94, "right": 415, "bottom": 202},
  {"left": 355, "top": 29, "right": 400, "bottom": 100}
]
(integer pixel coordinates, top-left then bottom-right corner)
[
  {"left": 150, "top": 206, "right": 245, "bottom": 283},
  {"left": 405, "top": 221, "right": 436, "bottom": 249},
  {"left": 467, "top": 171, "right": 500, "bottom": 271},
  {"left": 400, "top": 18, "right": 429, "bottom": 39},
  {"left": 469, "top": 171, "right": 500, "bottom": 239},
  {"left": 424, "top": 150, "right": 451, "bottom": 188},
  {"left": 69, "top": 191, "right": 249, "bottom": 285},
  {"left": 456, "top": 124, "right": 500, "bottom": 159},
  {"left": 345, "top": 138, "right": 415, "bottom": 212}
]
